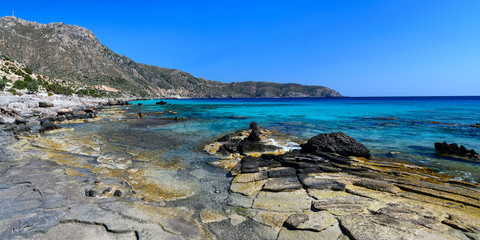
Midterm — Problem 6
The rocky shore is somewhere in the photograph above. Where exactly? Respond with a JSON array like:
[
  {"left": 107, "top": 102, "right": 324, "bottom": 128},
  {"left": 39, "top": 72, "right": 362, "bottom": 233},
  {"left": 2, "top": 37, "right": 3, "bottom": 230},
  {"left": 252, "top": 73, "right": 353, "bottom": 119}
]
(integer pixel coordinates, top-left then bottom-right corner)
[
  {"left": 207, "top": 123, "right": 480, "bottom": 239},
  {"left": 1, "top": 95, "right": 479, "bottom": 239}
]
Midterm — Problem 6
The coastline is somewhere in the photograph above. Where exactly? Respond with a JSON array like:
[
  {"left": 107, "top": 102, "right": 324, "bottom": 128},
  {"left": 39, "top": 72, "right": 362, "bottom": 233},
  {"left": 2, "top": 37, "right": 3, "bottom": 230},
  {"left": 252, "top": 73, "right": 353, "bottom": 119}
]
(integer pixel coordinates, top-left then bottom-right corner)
[{"left": 0, "top": 92, "right": 479, "bottom": 239}]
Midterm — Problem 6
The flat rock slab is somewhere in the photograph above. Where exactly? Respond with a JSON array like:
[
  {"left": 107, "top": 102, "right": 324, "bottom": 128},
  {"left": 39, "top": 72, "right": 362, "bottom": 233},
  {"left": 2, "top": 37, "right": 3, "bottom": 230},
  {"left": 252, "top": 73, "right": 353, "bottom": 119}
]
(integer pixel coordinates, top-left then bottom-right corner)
[
  {"left": 299, "top": 175, "right": 346, "bottom": 191},
  {"left": 284, "top": 211, "right": 338, "bottom": 232},
  {"left": 312, "top": 194, "right": 372, "bottom": 214},
  {"left": 252, "top": 190, "right": 312, "bottom": 212},
  {"left": 278, "top": 224, "right": 346, "bottom": 240},
  {"left": 338, "top": 213, "right": 461, "bottom": 240},
  {"left": 232, "top": 172, "right": 267, "bottom": 183},
  {"left": 262, "top": 176, "right": 303, "bottom": 192},
  {"left": 353, "top": 179, "right": 401, "bottom": 194},
  {"left": 230, "top": 179, "right": 267, "bottom": 196},
  {"left": 267, "top": 167, "right": 297, "bottom": 178}
]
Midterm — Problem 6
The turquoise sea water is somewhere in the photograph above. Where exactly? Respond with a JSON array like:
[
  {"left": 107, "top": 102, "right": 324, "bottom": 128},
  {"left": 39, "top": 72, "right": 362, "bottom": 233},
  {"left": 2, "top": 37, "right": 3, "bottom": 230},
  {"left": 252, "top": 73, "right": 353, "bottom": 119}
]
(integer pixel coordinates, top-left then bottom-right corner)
[{"left": 129, "top": 96, "right": 480, "bottom": 183}]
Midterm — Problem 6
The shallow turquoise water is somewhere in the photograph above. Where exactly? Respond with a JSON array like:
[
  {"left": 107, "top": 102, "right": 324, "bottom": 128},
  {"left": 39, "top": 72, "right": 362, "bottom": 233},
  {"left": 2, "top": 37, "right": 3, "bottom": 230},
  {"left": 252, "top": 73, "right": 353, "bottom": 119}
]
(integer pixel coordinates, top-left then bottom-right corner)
[{"left": 129, "top": 97, "right": 480, "bottom": 183}]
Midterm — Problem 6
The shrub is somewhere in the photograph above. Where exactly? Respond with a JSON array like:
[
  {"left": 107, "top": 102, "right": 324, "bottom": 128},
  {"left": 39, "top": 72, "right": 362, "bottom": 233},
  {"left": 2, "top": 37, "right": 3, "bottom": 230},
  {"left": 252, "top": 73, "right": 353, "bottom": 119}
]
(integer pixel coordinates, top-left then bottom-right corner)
[
  {"left": 0, "top": 80, "right": 5, "bottom": 91},
  {"left": 23, "top": 75, "right": 33, "bottom": 82},
  {"left": 13, "top": 80, "right": 26, "bottom": 89},
  {"left": 26, "top": 81, "right": 38, "bottom": 92},
  {"left": 2, "top": 76, "right": 7, "bottom": 81},
  {"left": 48, "top": 92, "right": 53, "bottom": 96},
  {"left": 46, "top": 83, "right": 73, "bottom": 95},
  {"left": 23, "top": 67, "right": 33, "bottom": 75},
  {"left": 8, "top": 88, "right": 17, "bottom": 95}
]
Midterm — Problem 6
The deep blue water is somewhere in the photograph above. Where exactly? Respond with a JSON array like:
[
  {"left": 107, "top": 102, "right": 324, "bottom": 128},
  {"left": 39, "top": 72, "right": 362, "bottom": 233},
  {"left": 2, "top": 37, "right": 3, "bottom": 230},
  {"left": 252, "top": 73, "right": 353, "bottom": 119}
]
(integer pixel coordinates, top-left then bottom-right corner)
[{"left": 130, "top": 96, "right": 480, "bottom": 183}]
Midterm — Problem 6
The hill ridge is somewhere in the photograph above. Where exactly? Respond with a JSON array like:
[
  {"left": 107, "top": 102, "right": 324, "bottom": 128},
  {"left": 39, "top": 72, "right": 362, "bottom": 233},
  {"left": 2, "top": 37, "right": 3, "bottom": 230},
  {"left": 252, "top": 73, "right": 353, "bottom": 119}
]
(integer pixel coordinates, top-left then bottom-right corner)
[{"left": 0, "top": 16, "right": 341, "bottom": 98}]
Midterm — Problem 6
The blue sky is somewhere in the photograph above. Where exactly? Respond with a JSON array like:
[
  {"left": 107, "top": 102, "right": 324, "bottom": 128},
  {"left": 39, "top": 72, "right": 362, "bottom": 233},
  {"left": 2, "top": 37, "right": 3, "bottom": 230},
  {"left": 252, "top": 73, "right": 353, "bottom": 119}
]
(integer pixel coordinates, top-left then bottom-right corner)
[{"left": 2, "top": 1, "right": 480, "bottom": 96}]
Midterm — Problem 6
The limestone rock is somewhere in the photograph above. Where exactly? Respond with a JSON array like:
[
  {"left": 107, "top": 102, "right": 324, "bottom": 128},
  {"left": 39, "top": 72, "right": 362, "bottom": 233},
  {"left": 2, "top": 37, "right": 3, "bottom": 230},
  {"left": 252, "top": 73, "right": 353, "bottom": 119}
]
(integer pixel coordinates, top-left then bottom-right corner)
[
  {"left": 38, "top": 101, "right": 54, "bottom": 108},
  {"left": 262, "top": 176, "right": 302, "bottom": 192}
]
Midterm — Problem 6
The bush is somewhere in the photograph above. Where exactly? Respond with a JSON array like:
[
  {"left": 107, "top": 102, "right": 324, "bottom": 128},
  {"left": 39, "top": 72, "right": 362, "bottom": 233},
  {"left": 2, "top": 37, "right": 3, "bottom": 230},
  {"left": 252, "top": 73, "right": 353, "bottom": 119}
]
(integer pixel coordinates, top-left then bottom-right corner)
[
  {"left": 13, "top": 80, "right": 26, "bottom": 89},
  {"left": 23, "top": 67, "right": 33, "bottom": 75},
  {"left": 0, "top": 80, "right": 5, "bottom": 91},
  {"left": 48, "top": 92, "right": 53, "bottom": 96},
  {"left": 46, "top": 83, "right": 73, "bottom": 95},
  {"left": 26, "top": 81, "right": 38, "bottom": 92},
  {"left": 8, "top": 88, "right": 17, "bottom": 95},
  {"left": 23, "top": 75, "right": 33, "bottom": 82},
  {"left": 76, "top": 88, "right": 106, "bottom": 98}
]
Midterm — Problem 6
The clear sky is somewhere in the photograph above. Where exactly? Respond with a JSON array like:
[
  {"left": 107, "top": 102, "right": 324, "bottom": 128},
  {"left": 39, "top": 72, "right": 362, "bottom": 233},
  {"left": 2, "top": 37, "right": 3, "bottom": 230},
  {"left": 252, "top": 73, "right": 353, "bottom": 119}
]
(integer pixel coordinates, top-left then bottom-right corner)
[{"left": 2, "top": 1, "right": 480, "bottom": 96}]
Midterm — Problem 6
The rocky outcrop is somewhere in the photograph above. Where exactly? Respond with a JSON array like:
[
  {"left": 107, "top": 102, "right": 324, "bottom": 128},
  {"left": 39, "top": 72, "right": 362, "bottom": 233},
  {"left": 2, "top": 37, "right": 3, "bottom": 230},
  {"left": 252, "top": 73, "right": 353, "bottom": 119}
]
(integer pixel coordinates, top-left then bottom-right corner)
[
  {"left": 246, "top": 122, "right": 261, "bottom": 142},
  {"left": 301, "top": 132, "right": 371, "bottom": 158},
  {"left": 39, "top": 120, "right": 61, "bottom": 133},
  {"left": 209, "top": 129, "right": 480, "bottom": 240},
  {"left": 38, "top": 101, "right": 54, "bottom": 108},
  {"left": 435, "top": 142, "right": 480, "bottom": 162}
]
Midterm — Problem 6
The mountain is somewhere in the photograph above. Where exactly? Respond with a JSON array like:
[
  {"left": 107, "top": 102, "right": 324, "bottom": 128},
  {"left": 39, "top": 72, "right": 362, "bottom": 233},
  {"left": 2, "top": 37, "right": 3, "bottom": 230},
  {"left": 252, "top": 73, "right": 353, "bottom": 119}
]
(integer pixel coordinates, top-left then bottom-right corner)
[{"left": 0, "top": 16, "right": 341, "bottom": 98}]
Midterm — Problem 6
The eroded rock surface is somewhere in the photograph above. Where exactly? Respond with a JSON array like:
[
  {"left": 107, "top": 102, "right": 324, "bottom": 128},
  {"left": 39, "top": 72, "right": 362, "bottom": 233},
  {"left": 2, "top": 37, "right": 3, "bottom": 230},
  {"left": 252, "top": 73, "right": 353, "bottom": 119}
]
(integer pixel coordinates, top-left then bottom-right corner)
[{"left": 218, "top": 129, "right": 480, "bottom": 240}]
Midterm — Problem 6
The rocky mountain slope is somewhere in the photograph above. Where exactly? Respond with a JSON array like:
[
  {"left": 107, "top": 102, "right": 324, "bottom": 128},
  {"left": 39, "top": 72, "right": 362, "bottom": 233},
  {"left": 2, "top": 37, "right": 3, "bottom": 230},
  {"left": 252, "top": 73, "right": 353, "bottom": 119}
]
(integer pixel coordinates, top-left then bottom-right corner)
[{"left": 0, "top": 16, "right": 341, "bottom": 98}]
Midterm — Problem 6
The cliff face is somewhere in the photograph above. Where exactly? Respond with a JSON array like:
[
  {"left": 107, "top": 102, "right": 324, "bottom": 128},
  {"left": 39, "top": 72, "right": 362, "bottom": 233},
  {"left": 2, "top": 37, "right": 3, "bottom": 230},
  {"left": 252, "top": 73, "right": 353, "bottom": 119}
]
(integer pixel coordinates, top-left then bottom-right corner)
[{"left": 0, "top": 17, "right": 341, "bottom": 98}]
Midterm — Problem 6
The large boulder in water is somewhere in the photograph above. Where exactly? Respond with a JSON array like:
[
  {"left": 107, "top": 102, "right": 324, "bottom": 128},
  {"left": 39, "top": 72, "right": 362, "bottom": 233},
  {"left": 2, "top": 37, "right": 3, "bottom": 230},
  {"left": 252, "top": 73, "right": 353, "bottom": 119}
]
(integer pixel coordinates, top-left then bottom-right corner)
[
  {"left": 434, "top": 142, "right": 480, "bottom": 162},
  {"left": 300, "top": 132, "right": 371, "bottom": 158}
]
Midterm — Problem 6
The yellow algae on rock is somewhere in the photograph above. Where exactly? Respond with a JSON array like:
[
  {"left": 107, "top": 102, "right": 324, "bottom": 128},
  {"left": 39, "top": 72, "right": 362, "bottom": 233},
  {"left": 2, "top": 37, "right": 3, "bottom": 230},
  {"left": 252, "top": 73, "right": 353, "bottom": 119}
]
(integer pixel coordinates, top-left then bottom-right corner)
[
  {"left": 253, "top": 190, "right": 312, "bottom": 212},
  {"left": 253, "top": 211, "right": 292, "bottom": 228},
  {"left": 64, "top": 168, "right": 87, "bottom": 178},
  {"left": 208, "top": 157, "right": 241, "bottom": 171},
  {"left": 204, "top": 142, "right": 222, "bottom": 155},
  {"left": 230, "top": 179, "right": 267, "bottom": 196},
  {"left": 200, "top": 209, "right": 228, "bottom": 224}
]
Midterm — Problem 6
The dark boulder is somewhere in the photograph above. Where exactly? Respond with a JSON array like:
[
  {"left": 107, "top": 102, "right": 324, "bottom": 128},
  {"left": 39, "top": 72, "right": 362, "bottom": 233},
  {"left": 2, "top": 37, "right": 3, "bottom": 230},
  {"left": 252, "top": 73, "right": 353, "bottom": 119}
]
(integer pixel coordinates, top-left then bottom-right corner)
[
  {"left": 300, "top": 132, "right": 371, "bottom": 158},
  {"left": 238, "top": 139, "right": 280, "bottom": 155},
  {"left": 434, "top": 142, "right": 480, "bottom": 161},
  {"left": 155, "top": 101, "right": 167, "bottom": 105},
  {"left": 217, "top": 142, "right": 239, "bottom": 155},
  {"left": 241, "top": 156, "right": 281, "bottom": 173},
  {"left": 39, "top": 120, "right": 61, "bottom": 133},
  {"left": 0, "top": 117, "right": 5, "bottom": 125},
  {"left": 38, "top": 101, "right": 54, "bottom": 108},
  {"left": 85, "top": 189, "right": 98, "bottom": 197},
  {"left": 13, "top": 124, "right": 31, "bottom": 135},
  {"left": 137, "top": 103, "right": 143, "bottom": 106},
  {"left": 114, "top": 190, "right": 123, "bottom": 197},
  {"left": 247, "top": 122, "right": 261, "bottom": 142},
  {"left": 14, "top": 116, "right": 27, "bottom": 125}
]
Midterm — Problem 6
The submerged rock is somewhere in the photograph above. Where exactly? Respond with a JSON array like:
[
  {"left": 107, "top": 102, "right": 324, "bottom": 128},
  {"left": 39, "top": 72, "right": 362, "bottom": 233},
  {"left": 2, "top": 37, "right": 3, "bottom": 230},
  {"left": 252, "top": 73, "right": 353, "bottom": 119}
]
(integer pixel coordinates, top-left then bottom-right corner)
[
  {"left": 39, "top": 120, "right": 61, "bottom": 133},
  {"left": 434, "top": 142, "right": 480, "bottom": 162},
  {"left": 300, "top": 132, "right": 371, "bottom": 158}
]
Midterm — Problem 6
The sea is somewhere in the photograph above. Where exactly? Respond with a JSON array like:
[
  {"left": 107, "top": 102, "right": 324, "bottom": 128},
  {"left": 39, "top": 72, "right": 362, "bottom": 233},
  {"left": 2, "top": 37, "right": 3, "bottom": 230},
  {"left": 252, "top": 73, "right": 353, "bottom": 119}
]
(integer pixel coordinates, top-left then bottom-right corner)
[{"left": 129, "top": 96, "right": 480, "bottom": 183}]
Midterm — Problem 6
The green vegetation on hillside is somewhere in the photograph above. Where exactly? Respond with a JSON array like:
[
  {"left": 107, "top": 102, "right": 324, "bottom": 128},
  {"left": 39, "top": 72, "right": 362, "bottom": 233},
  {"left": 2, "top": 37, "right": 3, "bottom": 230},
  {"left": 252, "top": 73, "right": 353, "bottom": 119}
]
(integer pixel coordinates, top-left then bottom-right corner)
[
  {"left": 46, "top": 83, "right": 73, "bottom": 95},
  {"left": 0, "top": 79, "right": 5, "bottom": 91}
]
